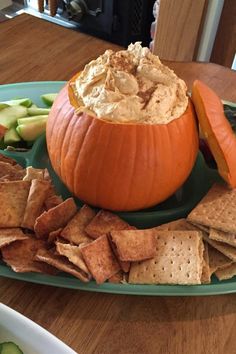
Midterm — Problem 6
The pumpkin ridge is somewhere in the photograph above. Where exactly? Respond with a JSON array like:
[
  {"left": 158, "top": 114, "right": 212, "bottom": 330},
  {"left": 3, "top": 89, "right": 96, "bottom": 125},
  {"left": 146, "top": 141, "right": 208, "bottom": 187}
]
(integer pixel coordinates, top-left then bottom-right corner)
[{"left": 60, "top": 113, "right": 78, "bottom": 186}]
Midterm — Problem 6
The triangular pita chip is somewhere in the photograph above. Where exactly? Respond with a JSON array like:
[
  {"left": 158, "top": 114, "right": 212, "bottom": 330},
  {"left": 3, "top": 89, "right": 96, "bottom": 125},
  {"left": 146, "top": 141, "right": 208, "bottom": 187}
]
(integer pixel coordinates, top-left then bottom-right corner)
[{"left": 0, "top": 228, "right": 28, "bottom": 248}]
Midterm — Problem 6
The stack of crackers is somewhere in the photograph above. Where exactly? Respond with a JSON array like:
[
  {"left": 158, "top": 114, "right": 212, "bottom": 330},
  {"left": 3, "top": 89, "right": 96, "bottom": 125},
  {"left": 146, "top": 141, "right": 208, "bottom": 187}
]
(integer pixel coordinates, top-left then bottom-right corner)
[{"left": 0, "top": 153, "right": 235, "bottom": 285}]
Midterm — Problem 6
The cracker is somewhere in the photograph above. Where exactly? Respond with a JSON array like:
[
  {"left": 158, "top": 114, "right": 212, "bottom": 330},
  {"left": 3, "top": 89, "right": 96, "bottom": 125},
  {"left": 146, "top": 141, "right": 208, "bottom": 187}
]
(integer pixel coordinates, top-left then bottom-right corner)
[
  {"left": 35, "top": 248, "right": 90, "bottom": 282},
  {"left": 207, "top": 244, "right": 233, "bottom": 274},
  {"left": 209, "top": 228, "right": 236, "bottom": 247},
  {"left": 85, "top": 210, "right": 132, "bottom": 239},
  {"left": 23, "top": 166, "right": 45, "bottom": 181},
  {"left": 202, "top": 232, "right": 236, "bottom": 262},
  {"left": 0, "top": 161, "right": 25, "bottom": 181},
  {"left": 155, "top": 218, "right": 197, "bottom": 231},
  {"left": 187, "top": 183, "right": 236, "bottom": 234},
  {"left": 48, "top": 228, "right": 63, "bottom": 244},
  {"left": 0, "top": 228, "right": 28, "bottom": 248},
  {"left": 34, "top": 197, "right": 77, "bottom": 238},
  {"left": 55, "top": 241, "right": 91, "bottom": 279},
  {"left": 44, "top": 194, "right": 64, "bottom": 210},
  {"left": 201, "top": 242, "right": 211, "bottom": 284},
  {"left": 129, "top": 230, "right": 204, "bottom": 285},
  {"left": 21, "top": 179, "right": 51, "bottom": 230},
  {"left": 80, "top": 235, "right": 120, "bottom": 284},
  {"left": 0, "top": 181, "right": 30, "bottom": 227},
  {"left": 1, "top": 236, "right": 57, "bottom": 274},
  {"left": 215, "top": 263, "right": 236, "bottom": 281},
  {"left": 109, "top": 240, "right": 130, "bottom": 273},
  {"left": 60, "top": 205, "right": 95, "bottom": 245},
  {"left": 108, "top": 270, "right": 126, "bottom": 284},
  {"left": 0, "top": 154, "right": 18, "bottom": 166},
  {"left": 110, "top": 229, "right": 156, "bottom": 262}
]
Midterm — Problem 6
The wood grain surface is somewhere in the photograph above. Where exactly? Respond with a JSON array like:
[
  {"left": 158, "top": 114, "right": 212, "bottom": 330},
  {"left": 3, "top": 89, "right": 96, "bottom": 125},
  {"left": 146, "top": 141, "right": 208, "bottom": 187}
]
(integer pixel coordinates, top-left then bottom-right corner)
[{"left": 0, "top": 14, "right": 236, "bottom": 354}]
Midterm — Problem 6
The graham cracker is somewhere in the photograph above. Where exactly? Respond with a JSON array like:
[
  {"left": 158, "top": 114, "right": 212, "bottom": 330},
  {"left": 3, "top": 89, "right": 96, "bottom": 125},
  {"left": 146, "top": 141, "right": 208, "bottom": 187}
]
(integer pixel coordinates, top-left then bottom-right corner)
[
  {"left": 203, "top": 232, "right": 236, "bottom": 262},
  {"left": 215, "top": 263, "right": 236, "bottom": 281},
  {"left": 0, "top": 181, "right": 31, "bottom": 227},
  {"left": 129, "top": 230, "right": 204, "bottom": 285},
  {"left": 207, "top": 244, "right": 233, "bottom": 274},
  {"left": 155, "top": 219, "right": 197, "bottom": 231},
  {"left": 187, "top": 183, "right": 236, "bottom": 234},
  {"left": 201, "top": 242, "right": 211, "bottom": 284},
  {"left": 209, "top": 228, "right": 236, "bottom": 247}
]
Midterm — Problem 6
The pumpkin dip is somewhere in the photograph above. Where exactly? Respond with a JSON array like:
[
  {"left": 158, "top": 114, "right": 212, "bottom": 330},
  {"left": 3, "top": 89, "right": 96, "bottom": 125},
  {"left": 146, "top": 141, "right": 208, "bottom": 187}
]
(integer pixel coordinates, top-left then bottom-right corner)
[{"left": 74, "top": 42, "right": 188, "bottom": 124}]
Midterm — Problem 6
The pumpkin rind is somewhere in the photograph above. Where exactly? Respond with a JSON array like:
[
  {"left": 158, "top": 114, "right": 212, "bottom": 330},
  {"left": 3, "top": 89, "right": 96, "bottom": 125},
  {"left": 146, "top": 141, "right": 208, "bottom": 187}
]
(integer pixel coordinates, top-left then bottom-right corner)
[
  {"left": 192, "top": 80, "right": 236, "bottom": 188},
  {"left": 46, "top": 85, "right": 198, "bottom": 211}
]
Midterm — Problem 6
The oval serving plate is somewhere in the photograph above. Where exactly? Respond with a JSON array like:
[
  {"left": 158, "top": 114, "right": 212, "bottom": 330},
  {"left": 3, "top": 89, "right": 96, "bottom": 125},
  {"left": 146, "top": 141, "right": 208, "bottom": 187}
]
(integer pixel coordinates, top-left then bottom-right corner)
[{"left": 0, "top": 81, "right": 235, "bottom": 296}]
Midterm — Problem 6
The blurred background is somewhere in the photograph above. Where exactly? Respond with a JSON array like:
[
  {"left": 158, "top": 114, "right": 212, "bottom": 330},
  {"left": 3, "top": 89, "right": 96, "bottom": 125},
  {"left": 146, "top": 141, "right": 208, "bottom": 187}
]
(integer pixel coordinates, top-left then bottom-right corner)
[{"left": 0, "top": 0, "right": 235, "bottom": 69}]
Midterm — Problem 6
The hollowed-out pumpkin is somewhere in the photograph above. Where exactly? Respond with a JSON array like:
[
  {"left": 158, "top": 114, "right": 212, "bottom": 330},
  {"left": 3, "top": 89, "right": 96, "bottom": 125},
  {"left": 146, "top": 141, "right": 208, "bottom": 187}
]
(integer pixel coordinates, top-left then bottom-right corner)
[
  {"left": 192, "top": 80, "right": 236, "bottom": 188},
  {"left": 46, "top": 81, "right": 199, "bottom": 211}
]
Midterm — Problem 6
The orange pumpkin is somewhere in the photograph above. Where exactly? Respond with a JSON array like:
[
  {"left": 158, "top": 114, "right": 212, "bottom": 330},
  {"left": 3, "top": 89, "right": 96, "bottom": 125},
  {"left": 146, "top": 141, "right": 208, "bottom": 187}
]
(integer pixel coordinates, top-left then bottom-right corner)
[
  {"left": 46, "top": 82, "right": 199, "bottom": 211},
  {"left": 192, "top": 80, "right": 236, "bottom": 188}
]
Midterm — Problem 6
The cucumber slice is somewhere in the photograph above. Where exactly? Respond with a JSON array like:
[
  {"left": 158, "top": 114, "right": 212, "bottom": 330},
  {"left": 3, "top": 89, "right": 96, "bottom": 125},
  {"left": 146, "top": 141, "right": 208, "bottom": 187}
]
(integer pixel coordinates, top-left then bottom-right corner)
[
  {"left": 41, "top": 93, "right": 57, "bottom": 107},
  {"left": 4, "top": 127, "right": 21, "bottom": 144},
  {"left": 0, "top": 342, "right": 23, "bottom": 354},
  {"left": 0, "top": 106, "right": 28, "bottom": 129},
  {"left": 27, "top": 107, "right": 50, "bottom": 116},
  {"left": 1, "top": 98, "right": 32, "bottom": 108},
  {"left": 17, "top": 115, "right": 48, "bottom": 125},
  {"left": 16, "top": 120, "right": 47, "bottom": 141}
]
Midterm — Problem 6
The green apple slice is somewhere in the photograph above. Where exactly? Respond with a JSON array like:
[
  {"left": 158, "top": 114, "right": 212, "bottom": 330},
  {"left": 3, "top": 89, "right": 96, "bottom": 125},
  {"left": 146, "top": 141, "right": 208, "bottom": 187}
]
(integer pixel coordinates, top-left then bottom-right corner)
[
  {"left": 41, "top": 93, "right": 57, "bottom": 107},
  {"left": 17, "top": 115, "right": 48, "bottom": 125},
  {"left": 16, "top": 120, "right": 47, "bottom": 141},
  {"left": 0, "top": 105, "right": 28, "bottom": 129}
]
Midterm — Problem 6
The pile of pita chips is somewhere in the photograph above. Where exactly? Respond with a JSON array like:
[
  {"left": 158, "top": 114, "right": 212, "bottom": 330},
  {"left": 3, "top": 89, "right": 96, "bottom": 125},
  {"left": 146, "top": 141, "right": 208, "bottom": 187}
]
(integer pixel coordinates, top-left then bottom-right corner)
[{"left": 1, "top": 152, "right": 236, "bottom": 286}]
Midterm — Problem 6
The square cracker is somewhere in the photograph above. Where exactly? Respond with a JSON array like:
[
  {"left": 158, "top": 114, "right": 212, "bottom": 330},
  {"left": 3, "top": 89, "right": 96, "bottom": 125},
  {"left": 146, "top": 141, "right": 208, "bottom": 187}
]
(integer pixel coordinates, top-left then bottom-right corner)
[
  {"left": 35, "top": 248, "right": 90, "bottom": 282},
  {"left": 1, "top": 236, "right": 57, "bottom": 274},
  {"left": 208, "top": 244, "right": 233, "bottom": 274},
  {"left": 85, "top": 210, "right": 133, "bottom": 239},
  {"left": 60, "top": 205, "right": 95, "bottom": 245},
  {"left": 215, "top": 263, "right": 236, "bottom": 281},
  {"left": 202, "top": 232, "right": 236, "bottom": 262},
  {"left": 34, "top": 197, "right": 77, "bottom": 238},
  {"left": 22, "top": 179, "right": 51, "bottom": 230},
  {"left": 110, "top": 229, "right": 156, "bottom": 262},
  {"left": 0, "top": 228, "right": 28, "bottom": 248},
  {"left": 209, "top": 228, "right": 236, "bottom": 247},
  {"left": 187, "top": 183, "right": 236, "bottom": 234},
  {"left": 0, "top": 181, "right": 31, "bottom": 227},
  {"left": 129, "top": 230, "right": 204, "bottom": 285},
  {"left": 80, "top": 235, "right": 120, "bottom": 284},
  {"left": 201, "top": 242, "right": 211, "bottom": 284},
  {"left": 155, "top": 219, "right": 197, "bottom": 231},
  {"left": 55, "top": 241, "right": 91, "bottom": 279}
]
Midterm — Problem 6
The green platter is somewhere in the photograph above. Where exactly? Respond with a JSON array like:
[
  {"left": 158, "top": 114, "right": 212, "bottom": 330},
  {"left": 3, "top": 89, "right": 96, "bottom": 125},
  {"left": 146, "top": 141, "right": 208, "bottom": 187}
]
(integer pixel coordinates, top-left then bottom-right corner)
[{"left": 0, "top": 81, "right": 235, "bottom": 296}]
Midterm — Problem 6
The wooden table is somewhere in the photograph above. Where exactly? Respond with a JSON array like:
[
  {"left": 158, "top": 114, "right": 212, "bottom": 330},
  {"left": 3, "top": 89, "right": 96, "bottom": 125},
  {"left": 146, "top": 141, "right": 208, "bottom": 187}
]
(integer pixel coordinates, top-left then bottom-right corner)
[{"left": 0, "top": 14, "right": 236, "bottom": 354}]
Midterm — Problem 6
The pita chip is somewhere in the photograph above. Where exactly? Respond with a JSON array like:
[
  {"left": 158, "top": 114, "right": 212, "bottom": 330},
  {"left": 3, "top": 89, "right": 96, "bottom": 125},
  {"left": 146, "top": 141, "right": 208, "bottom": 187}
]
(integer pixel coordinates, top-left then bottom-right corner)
[
  {"left": 22, "top": 179, "right": 51, "bottom": 230},
  {"left": 0, "top": 161, "right": 25, "bottom": 181},
  {"left": 110, "top": 229, "right": 156, "bottom": 262},
  {"left": 1, "top": 236, "right": 57, "bottom": 274},
  {"left": 23, "top": 166, "right": 45, "bottom": 181},
  {"left": 85, "top": 210, "right": 133, "bottom": 239},
  {"left": 34, "top": 197, "right": 77, "bottom": 238},
  {"left": 56, "top": 241, "right": 91, "bottom": 279},
  {"left": 44, "top": 194, "right": 64, "bottom": 210},
  {"left": 0, "top": 181, "right": 30, "bottom": 227},
  {"left": 0, "top": 228, "right": 28, "bottom": 248},
  {"left": 60, "top": 205, "right": 95, "bottom": 245},
  {"left": 80, "top": 235, "right": 120, "bottom": 284},
  {"left": 35, "top": 248, "right": 90, "bottom": 282}
]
